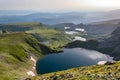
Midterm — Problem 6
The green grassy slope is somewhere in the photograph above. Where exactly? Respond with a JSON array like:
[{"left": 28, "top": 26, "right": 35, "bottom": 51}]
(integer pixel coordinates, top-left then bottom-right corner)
[
  {"left": 32, "top": 61, "right": 120, "bottom": 80},
  {"left": 0, "top": 22, "right": 72, "bottom": 49},
  {"left": 0, "top": 32, "right": 55, "bottom": 79},
  {"left": 26, "top": 28, "right": 72, "bottom": 48}
]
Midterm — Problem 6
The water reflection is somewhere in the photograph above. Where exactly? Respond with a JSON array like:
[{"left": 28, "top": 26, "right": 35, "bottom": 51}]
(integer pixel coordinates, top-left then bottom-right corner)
[{"left": 36, "top": 48, "right": 113, "bottom": 74}]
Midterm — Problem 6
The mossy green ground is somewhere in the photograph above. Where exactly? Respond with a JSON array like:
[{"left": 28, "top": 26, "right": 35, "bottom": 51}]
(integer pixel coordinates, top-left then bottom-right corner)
[{"left": 32, "top": 61, "right": 120, "bottom": 80}]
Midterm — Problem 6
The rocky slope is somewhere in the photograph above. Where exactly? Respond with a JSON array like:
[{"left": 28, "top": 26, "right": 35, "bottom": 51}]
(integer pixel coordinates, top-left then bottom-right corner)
[
  {"left": 98, "top": 25, "right": 120, "bottom": 60},
  {"left": 31, "top": 61, "right": 120, "bottom": 80}
]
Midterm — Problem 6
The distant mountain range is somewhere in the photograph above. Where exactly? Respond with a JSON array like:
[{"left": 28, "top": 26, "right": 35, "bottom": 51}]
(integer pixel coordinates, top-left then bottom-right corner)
[
  {"left": 0, "top": 10, "right": 37, "bottom": 16},
  {"left": 0, "top": 9, "right": 120, "bottom": 24}
]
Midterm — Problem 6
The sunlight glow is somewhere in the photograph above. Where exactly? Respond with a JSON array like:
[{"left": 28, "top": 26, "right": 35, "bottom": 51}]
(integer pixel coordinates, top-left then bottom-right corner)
[
  {"left": 0, "top": 0, "right": 120, "bottom": 11},
  {"left": 83, "top": 0, "right": 120, "bottom": 8}
]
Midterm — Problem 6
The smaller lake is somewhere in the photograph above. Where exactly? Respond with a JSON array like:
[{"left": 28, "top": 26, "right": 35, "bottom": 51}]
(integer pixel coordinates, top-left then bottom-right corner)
[{"left": 36, "top": 48, "right": 113, "bottom": 74}]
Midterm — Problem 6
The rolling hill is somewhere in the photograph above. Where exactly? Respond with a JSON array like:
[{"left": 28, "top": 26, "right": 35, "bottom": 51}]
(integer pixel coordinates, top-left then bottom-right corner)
[{"left": 0, "top": 32, "right": 58, "bottom": 79}]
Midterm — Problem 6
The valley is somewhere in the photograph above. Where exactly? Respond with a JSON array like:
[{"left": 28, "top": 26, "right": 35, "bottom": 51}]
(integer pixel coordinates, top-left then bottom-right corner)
[{"left": 0, "top": 10, "right": 120, "bottom": 80}]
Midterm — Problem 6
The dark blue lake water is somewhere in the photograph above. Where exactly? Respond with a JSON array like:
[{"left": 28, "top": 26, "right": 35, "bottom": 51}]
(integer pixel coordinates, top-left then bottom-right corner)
[{"left": 36, "top": 48, "right": 113, "bottom": 74}]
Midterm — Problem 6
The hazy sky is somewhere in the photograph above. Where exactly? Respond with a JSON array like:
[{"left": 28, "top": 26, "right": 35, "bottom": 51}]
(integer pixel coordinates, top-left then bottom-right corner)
[{"left": 1, "top": 0, "right": 120, "bottom": 11}]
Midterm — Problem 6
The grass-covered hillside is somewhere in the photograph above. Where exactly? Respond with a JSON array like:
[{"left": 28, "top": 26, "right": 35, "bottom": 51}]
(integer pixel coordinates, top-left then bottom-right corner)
[
  {"left": 26, "top": 28, "right": 72, "bottom": 48},
  {"left": 0, "top": 22, "right": 72, "bottom": 80},
  {"left": 32, "top": 61, "right": 120, "bottom": 80},
  {"left": 0, "top": 32, "right": 56, "bottom": 79},
  {"left": 0, "top": 22, "right": 72, "bottom": 48}
]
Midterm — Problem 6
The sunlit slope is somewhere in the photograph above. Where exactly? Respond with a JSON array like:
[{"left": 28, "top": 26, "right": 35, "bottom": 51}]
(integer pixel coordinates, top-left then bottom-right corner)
[
  {"left": 0, "top": 32, "right": 54, "bottom": 79},
  {"left": 33, "top": 61, "right": 120, "bottom": 80}
]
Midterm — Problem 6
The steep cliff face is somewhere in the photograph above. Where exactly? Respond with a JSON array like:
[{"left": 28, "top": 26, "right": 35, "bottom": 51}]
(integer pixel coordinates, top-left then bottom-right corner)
[
  {"left": 98, "top": 26, "right": 120, "bottom": 60},
  {"left": 65, "top": 25, "right": 120, "bottom": 60}
]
